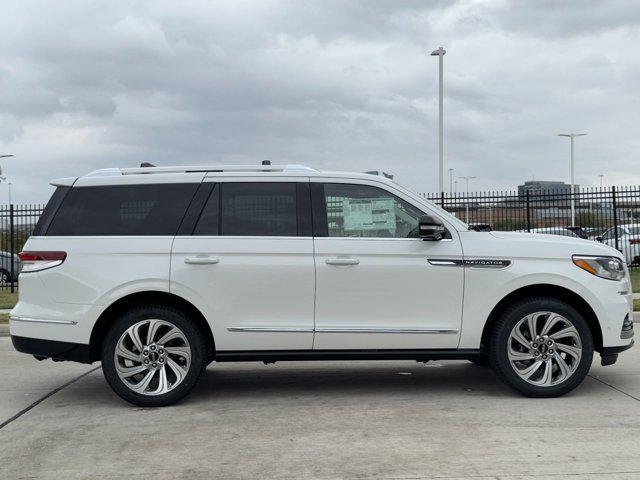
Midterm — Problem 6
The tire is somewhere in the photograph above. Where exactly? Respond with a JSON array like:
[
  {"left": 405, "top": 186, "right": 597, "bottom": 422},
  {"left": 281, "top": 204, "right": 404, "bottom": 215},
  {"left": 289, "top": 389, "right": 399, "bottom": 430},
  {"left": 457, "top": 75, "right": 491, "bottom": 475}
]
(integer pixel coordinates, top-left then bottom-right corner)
[
  {"left": 101, "top": 305, "right": 208, "bottom": 407},
  {"left": 489, "top": 297, "right": 593, "bottom": 398},
  {"left": 0, "top": 269, "right": 11, "bottom": 286}
]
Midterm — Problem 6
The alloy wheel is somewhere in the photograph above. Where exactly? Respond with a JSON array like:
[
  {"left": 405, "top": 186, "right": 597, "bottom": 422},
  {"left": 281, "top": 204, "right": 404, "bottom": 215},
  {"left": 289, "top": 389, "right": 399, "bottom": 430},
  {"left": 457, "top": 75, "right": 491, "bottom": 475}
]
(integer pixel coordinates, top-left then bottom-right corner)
[
  {"left": 114, "top": 319, "right": 192, "bottom": 396},
  {"left": 507, "top": 311, "right": 582, "bottom": 387}
]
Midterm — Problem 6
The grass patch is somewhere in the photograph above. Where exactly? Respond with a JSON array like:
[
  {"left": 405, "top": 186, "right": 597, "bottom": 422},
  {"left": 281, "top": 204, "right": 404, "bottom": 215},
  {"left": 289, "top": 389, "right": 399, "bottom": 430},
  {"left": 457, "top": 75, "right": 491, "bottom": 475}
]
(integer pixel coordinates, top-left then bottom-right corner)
[
  {"left": 0, "top": 313, "right": 9, "bottom": 324},
  {"left": 631, "top": 269, "right": 640, "bottom": 293},
  {"left": 0, "top": 291, "right": 18, "bottom": 310},
  {"left": 635, "top": 299, "right": 640, "bottom": 312}
]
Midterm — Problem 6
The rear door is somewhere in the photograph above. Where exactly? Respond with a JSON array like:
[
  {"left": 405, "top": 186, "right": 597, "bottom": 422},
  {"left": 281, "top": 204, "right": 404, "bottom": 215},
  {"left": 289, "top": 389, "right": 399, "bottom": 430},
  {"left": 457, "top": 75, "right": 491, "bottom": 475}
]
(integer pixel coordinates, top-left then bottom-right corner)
[
  {"left": 311, "top": 178, "right": 464, "bottom": 350},
  {"left": 170, "top": 177, "right": 315, "bottom": 352}
]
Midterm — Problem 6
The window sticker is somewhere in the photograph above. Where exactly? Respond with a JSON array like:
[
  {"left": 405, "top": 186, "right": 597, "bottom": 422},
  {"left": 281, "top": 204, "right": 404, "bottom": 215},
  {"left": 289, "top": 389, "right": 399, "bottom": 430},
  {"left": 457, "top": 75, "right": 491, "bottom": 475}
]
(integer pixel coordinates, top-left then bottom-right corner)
[{"left": 342, "top": 197, "right": 396, "bottom": 233}]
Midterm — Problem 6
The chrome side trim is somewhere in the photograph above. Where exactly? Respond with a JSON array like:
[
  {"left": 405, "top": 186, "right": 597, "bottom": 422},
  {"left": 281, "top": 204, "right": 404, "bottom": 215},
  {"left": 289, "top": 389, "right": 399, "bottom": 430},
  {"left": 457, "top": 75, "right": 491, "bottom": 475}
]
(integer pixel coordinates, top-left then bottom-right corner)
[
  {"left": 227, "top": 326, "right": 314, "bottom": 333},
  {"left": 428, "top": 259, "right": 463, "bottom": 266},
  {"left": 314, "top": 327, "right": 459, "bottom": 334},
  {"left": 10, "top": 315, "right": 77, "bottom": 325}
]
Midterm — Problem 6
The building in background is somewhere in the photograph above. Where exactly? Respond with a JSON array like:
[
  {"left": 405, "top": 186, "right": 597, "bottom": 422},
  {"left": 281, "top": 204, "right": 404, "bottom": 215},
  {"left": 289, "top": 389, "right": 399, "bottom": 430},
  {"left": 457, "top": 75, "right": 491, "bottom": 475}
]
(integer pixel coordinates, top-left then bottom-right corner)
[
  {"left": 518, "top": 180, "right": 578, "bottom": 206},
  {"left": 517, "top": 180, "right": 577, "bottom": 197}
]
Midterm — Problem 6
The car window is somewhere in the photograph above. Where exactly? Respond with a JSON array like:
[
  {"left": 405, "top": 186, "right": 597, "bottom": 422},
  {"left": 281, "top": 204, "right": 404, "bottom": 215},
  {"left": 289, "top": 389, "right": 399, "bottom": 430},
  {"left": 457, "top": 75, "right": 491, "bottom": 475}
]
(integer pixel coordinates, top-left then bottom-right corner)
[
  {"left": 322, "top": 183, "right": 424, "bottom": 238},
  {"left": 196, "top": 182, "right": 298, "bottom": 236},
  {"left": 628, "top": 226, "right": 640, "bottom": 235},
  {"left": 46, "top": 184, "right": 198, "bottom": 236}
]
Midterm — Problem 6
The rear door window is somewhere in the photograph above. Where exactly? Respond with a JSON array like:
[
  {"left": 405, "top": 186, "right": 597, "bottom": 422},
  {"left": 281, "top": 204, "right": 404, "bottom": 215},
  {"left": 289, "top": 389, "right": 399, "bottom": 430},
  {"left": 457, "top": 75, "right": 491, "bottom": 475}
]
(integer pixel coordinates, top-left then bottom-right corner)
[
  {"left": 46, "top": 183, "right": 198, "bottom": 236},
  {"left": 193, "top": 182, "right": 310, "bottom": 236}
]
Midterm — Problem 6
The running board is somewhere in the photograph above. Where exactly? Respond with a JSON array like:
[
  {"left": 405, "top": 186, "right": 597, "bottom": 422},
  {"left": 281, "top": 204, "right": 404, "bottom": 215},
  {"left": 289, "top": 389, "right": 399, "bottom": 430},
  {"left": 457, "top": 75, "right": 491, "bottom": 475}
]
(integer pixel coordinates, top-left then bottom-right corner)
[{"left": 215, "top": 349, "right": 481, "bottom": 363}]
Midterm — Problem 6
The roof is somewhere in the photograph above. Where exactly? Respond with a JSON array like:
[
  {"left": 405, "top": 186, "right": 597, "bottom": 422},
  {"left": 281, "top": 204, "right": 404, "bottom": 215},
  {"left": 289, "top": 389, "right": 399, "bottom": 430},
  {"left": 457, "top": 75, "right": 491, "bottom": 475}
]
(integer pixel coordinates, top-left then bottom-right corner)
[{"left": 50, "top": 164, "right": 401, "bottom": 187}]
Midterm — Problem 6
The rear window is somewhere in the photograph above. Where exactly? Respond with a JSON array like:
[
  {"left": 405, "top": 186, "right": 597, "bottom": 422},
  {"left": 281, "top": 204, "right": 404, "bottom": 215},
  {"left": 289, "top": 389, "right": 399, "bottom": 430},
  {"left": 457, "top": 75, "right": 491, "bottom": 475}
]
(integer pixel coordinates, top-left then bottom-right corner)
[
  {"left": 46, "top": 184, "right": 198, "bottom": 236},
  {"left": 628, "top": 226, "right": 640, "bottom": 235}
]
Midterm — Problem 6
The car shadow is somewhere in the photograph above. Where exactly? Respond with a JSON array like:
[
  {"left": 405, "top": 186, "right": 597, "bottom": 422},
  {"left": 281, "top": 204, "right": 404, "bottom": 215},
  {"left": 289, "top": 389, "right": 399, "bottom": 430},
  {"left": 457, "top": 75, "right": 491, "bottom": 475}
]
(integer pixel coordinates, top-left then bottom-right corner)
[{"left": 187, "top": 361, "right": 514, "bottom": 402}]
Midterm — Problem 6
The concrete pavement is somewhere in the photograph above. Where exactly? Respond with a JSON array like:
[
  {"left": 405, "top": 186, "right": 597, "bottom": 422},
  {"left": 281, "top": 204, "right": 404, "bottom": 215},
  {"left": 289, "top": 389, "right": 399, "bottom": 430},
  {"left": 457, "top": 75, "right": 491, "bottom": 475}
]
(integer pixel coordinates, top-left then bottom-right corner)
[{"left": 1, "top": 337, "right": 639, "bottom": 480}]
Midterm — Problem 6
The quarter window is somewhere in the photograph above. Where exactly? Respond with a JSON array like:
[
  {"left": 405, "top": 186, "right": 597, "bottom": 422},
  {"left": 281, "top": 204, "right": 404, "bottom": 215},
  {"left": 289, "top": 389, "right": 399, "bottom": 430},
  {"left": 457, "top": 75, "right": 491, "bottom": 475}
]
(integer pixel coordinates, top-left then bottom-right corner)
[
  {"left": 322, "top": 183, "right": 424, "bottom": 238},
  {"left": 46, "top": 184, "right": 198, "bottom": 236}
]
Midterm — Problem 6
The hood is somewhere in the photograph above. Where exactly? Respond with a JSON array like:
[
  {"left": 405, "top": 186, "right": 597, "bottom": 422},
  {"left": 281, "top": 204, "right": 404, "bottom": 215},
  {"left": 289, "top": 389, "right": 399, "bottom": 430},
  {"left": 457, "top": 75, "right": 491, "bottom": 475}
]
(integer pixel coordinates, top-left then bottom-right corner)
[
  {"left": 458, "top": 230, "right": 624, "bottom": 262},
  {"left": 488, "top": 231, "right": 622, "bottom": 258}
]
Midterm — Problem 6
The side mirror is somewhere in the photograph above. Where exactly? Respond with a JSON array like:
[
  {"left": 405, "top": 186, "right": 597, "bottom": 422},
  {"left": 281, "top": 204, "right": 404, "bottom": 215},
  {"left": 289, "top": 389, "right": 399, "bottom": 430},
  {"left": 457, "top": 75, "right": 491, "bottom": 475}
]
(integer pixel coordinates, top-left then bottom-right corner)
[
  {"left": 419, "top": 215, "right": 445, "bottom": 241},
  {"left": 595, "top": 236, "right": 603, "bottom": 243}
]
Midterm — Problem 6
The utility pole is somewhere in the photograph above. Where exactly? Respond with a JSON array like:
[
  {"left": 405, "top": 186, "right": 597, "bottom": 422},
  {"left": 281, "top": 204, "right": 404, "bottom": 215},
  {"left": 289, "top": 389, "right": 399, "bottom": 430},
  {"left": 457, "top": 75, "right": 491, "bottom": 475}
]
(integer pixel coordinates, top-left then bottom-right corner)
[
  {"left": 459, "top": 176, "right": 476, "bottom": 223},
  {"left": 448, "top": 168, "right": 454, "bottom": 193},
  {"left": 431, "top": 47, "right": 446, "bottom": 195},
  {"left": 598, "top": 174, "right": 604, "bottom": 189},
  {"left": 558, "top": 133, "right": 586, "bottom": 226}
]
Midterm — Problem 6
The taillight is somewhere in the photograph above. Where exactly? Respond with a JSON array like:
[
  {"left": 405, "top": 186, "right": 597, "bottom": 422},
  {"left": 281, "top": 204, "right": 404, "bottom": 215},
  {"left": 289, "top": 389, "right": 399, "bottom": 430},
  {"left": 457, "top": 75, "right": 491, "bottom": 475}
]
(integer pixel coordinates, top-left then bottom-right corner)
[
  {"left": 630, "top": 239, "right": 640, "bottom": 245},
  {"left": 18, "top": 251, "right": 67, "bottom": 272}
]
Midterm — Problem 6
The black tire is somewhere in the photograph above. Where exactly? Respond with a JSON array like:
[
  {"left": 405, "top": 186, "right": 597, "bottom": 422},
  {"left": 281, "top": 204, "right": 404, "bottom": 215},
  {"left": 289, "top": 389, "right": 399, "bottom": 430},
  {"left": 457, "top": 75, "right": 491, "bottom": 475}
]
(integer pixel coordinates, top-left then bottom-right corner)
[
  {"left": 489, "top": 297, "right": 593, "bottom": 398},
  {"left": 101, "top": 305, "right": 208, "bottom": 407},
  {"left": 0, "top": 269, "right": 12, "bottom": 285}
]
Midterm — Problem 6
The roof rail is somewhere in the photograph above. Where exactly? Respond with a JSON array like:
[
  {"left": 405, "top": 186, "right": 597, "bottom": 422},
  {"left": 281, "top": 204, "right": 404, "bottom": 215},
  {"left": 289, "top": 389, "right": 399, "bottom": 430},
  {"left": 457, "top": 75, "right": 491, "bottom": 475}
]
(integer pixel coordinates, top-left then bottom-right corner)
[{"left": 85, "top": 164, "right": 317, "bottom": 177}]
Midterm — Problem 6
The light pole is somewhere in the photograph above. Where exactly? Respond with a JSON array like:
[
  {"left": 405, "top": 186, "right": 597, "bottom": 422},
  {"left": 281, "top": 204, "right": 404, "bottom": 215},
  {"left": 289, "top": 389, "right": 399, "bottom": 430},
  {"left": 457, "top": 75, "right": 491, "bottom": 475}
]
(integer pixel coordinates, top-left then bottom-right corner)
[
  {"left": 448, "top": 168, "right": 454, "bottom": 193},
  {"left": 558, "top": 133, "right": 586, "bottom": 226},
  {"left": 431, "top": 47, "right": 446, "bottom": 195},
  {"left": 598, "top": 174, "right": 604, "bottom": 189},
  {"left": 459, "top": 176, "right": 476, "bottom": 223},
  {"left": 8, "top": 182, "right": 12, "bottom": 205},
  {"left": 453, "top": 180, "right": 458, "bottom": 193},
  {"left": 0, "top": 154, "right": 14, "bottom": 185}
]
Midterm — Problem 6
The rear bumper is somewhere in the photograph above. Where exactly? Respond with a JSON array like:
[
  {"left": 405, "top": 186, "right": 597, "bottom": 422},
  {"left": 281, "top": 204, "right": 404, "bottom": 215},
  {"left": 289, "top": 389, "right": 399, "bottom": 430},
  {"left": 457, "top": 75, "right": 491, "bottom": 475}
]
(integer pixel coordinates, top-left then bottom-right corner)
[{"left": 11, "top": 335, "right": 92, "bottom": 363}]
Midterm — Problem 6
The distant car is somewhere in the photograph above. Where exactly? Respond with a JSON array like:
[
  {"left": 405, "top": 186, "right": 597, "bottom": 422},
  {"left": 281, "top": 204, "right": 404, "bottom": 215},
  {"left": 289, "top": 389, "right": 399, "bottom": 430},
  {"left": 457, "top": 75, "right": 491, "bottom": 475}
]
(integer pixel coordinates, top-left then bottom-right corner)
[
  {"left": 597, "top": 224, "right": 640, "bottom": 265},
  {"left": 565, "top": 226, "right": 589, "bottom": 239},
  {"left": 585, "top": 227, "right": 608, "bottom": 240},
  {"left": 0, "top": 251, "right": 21, "bottom": 285},
  {"left": 530, "top": 227, "right": 579, "bottom": 238},
  {"left": 468, "top": 223, "right": 492, "bottom": 232}
]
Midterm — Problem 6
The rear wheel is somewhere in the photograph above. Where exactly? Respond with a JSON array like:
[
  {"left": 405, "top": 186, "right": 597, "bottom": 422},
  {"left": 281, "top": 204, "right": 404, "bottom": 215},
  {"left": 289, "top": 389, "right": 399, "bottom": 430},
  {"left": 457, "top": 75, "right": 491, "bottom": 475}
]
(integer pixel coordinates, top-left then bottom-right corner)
[
  {"left": 489, "top": 297, "right": 593, "bottom": 397},
  {"left": 101, "top": 305, "right": 207, "bottom": 407}
]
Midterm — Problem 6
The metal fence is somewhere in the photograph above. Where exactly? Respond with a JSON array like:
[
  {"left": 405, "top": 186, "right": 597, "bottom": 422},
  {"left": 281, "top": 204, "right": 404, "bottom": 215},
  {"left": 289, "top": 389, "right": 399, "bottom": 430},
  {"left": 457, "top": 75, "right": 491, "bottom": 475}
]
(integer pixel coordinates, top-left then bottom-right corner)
[
  {"left": 424, "top": 186, "right": 640, "bottom": 268},
  {"left": 0, "top": 185, "right": 639, "bottom": 291},
  {"left": 0, "top": 204, "right": 45, "bottom": 291}
]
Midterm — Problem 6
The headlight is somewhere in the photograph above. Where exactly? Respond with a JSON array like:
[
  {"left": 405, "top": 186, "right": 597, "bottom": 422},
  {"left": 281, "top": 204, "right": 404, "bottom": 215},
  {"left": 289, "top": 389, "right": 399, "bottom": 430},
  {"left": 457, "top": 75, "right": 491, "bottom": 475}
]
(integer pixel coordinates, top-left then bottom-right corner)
[{"left": 572, "top": 255, "right": 626, "bottom": 281}]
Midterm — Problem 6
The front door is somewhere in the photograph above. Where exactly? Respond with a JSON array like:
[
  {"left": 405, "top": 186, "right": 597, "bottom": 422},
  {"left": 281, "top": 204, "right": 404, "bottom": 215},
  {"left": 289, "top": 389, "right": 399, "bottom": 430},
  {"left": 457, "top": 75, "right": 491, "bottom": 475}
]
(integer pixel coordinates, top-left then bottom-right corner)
[
  {"left": 311, "top": 180, "right": 464, "bottom": 350},
  {"left": 171, "top": 179, "right": 315, "bottom": 352}
]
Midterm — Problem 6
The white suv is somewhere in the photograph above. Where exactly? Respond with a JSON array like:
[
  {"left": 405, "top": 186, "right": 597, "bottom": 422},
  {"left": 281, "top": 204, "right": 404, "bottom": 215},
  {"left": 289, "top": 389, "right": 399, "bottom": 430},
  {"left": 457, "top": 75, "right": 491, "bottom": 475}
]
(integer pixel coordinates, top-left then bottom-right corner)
[{"left": 10, "top": 164, "right": 634, "bottom": 406}]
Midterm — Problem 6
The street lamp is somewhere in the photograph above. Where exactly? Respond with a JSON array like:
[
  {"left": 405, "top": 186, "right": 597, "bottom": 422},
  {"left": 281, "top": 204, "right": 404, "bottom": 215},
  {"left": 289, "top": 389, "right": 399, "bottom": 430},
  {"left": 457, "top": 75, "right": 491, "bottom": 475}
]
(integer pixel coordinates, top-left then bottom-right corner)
[
  {"left": 459, "top": 176, "right": 476, "bottom": 223},
  {"left": 598, "top": 174, "right": 604, "bottom": 189},
  {"left": 558, "top": 133, "right": 586, "bottom": 226},
  {"left": 448, "top": 168, "right": 454, "bottom": 194},
  {"left": 431, "top": 47, "right": 446, "bottom": 195}
]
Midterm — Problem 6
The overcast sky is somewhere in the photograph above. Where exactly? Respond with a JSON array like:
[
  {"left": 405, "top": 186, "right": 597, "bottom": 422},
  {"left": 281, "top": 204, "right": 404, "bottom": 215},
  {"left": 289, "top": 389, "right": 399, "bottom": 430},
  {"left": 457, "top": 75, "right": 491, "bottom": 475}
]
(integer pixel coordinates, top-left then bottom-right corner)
[{"left": 1, "top": 0, "right": 640, "bottom": 203}]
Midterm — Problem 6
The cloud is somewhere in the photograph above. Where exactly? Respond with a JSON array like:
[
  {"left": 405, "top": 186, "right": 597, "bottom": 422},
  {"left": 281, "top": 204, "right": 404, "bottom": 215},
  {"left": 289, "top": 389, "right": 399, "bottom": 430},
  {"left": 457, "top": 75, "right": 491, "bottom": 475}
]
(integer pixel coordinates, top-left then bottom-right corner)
[{"left": 0, "top": 0, "right": 639, "bottom": 203}]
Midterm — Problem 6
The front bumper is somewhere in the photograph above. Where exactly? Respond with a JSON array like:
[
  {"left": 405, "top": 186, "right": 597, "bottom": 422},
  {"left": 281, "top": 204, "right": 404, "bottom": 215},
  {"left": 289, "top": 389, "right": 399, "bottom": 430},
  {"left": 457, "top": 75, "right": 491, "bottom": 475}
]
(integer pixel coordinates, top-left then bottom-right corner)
[
  {"left": 601, "top": 340, "right": 634, "bottom": 366},
  {"left": 11, "top": 335, "right": 92, "bottom": 363}
]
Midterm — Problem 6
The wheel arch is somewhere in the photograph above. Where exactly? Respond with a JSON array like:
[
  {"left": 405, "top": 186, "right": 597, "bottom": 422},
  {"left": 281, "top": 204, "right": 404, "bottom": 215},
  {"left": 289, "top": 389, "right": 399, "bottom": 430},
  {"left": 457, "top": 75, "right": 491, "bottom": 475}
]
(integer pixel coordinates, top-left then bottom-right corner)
[
  {"left": 89, "top": 291, "right": 215, "bottom": 363},
  {"left": 480, "top": 284, "right": 603, "bottom": 355}
]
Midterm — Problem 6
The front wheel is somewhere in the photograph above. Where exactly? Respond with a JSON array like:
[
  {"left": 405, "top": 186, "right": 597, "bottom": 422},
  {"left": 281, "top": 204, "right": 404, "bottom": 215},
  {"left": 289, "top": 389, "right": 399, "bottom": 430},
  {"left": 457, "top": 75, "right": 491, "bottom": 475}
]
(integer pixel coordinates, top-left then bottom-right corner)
[
  {"left": 101, "top": 305, "right": 207, "bottom": 407},
  {"left": 489, "top": 297, "right": 593, "bottom": 397}
]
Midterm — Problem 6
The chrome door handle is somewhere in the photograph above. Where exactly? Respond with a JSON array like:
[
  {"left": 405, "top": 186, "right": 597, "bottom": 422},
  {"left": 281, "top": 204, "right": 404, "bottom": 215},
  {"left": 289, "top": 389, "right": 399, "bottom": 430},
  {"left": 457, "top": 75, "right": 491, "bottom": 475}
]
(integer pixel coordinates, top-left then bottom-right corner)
[
  {"left": 325, "top": 258, "right": 360, "bottom": 266},
  {"left": 184, "top": 256, "right": 220, "bottom": 265}
]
